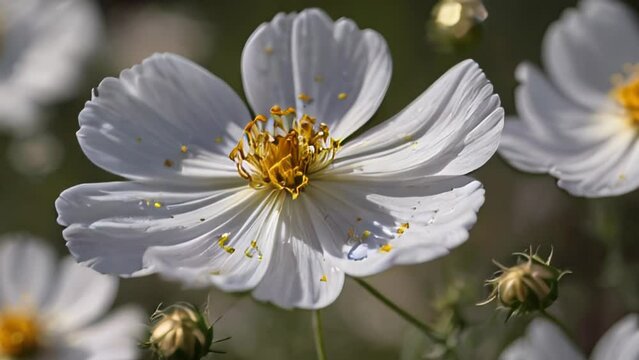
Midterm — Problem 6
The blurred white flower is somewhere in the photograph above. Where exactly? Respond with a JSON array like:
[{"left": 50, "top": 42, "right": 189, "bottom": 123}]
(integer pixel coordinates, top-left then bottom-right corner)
[
  {"left": 56, "top": 9, "right": 503, "bottom": 309},
  {"left": 499, "top": 0, "right": 639, "bottom": 197},
  {"left": 500, "top": 315, "right": 639, "bottom": 360},
  {"left": 0, "top": 0, "right": 101, "bottom": 135},
  {"left": 0, "top": 235, "right": 144, "bottom": 360}
]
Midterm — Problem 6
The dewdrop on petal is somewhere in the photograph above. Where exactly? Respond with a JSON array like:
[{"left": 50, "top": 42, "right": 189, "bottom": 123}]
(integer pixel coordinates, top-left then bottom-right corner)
[
  {"left": 145, "top": 303, "right": 213, "bottom": 360},
  {"left": 479, "top": 248, "right": 570, "bottom": 319}
]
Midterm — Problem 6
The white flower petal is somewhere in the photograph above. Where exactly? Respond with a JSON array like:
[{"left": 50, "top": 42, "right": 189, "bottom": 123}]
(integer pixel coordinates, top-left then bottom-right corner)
[
  {"left": 326, "top": 60, "right": 503, "bottom": 180},
  {"left": 252, "top": 199, "right": 345, "bottom": 309},
  {"left": 591, "top": 314, "right": 639, "bottom": 360},
  {"left": 41, "top": 258, "right": 118, "bottom": 332},
  {"left": 55, "top": 181, "right": 252, "bottom": 276},
  {"left": 501, "top": 119, "right": 639, "bottom": 197},
  {"left": 241, "top": 12, "right": 297, "bottom": 116},
  {"left": 290, "top": 9, "right": 391, "bottom": 140},
  {"left": 300, "top": 176, "right": 483, "bottom": 277},
  {"left": 0, "top": 236, "right": 55, "bottom": 309},
  {"left": 67, "top": 306, "right": 145, "bottom": 360},
  {"left": 78, "top": 53, "right": 250, "bottom": 184},
  {"left": 512, "top": 63, "right": 622, "bottom": 142},
  {"left": 499, "top": 319, "right": 584, "bottom": 360},
  {"left": 144, "top": 191, "right": 283, "bottom": 292},
  {"left": 542, "top": 0, "right": 639, "bottom": 109}
]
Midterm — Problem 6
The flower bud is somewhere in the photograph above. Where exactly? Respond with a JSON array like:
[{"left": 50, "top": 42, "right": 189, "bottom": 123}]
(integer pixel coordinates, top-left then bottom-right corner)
[
  {"left": 479, "top": 249, "right": 570, "bottom": 319},
  {"left": 427, "top": 0, "right": 488, "bottom": 51},
  {"left": 144, "top": 303, "right": 213, "bottom": 360}
]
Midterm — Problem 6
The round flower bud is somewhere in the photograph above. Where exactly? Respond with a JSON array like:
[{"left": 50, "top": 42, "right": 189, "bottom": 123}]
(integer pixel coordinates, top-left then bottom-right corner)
[
  {"left": 427, "top": 0, "right": 488, "bottom": 51},
  {"left": 479, "top": 249, "right": 570, "bottom": 319},
  {"left": 144, "top": 303, "right": 213, "bottom": 360}
]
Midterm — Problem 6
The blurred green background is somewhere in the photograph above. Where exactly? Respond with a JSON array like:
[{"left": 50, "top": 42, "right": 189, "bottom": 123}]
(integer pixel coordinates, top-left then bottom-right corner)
[{"left": 1, "top": 0, "right": 639, "bottom": 358}]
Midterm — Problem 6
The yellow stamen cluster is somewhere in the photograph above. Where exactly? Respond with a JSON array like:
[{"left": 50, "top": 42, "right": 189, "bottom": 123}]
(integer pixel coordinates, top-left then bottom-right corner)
[
  {"left": 0, "top": 311, "right": 40, "bottom": 357},
  {"left": 229, "top": 106, "right": 340, "bottom": 199},
  {"left": 614, "top": 76, "right": 639, "bottom": 125}
]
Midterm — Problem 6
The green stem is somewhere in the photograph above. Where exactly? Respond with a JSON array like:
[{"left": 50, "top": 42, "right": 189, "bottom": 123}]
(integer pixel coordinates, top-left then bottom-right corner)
[
  {"left": 540, "top": 310, "right": 574, "bottom": 342},
  {"left": 312, "top": 310, "right": 327, "bottom": 360},
  {"left": 354, "top": 278, "right": 446, "bottom": 343}
]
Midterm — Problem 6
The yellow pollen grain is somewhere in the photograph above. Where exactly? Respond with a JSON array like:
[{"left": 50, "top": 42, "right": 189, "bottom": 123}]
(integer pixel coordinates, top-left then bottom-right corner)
[
  {"left": 163, "top": 159, "right": 174, "bottom": 168},
  {"left": 298, "top": 92, "right": 313, "bottom": 103},
  {"left": 361, "top": 230, "right": 372, "bottom": 240},
  {"left": 153, "top": 201, "right": 162, "bottom": 208},
  {"left": 180, "top": 145, "right": 188, "bottom": 153},
  {"left": 320, "top": 275, "right": 328, "bottom": 282},
  {"left": 403, "top": 135, "right": 413, "bottom": 142},
  {"left": 337, "top": 92, "right": 348, "bottom": 100},
  {"left": 397, "top": 222, "right": 410, "bottom": 235},
  {"left": 264, "top": 46, "right": 274, "bottom": 55},
  {"left": 379, "top": 244, "right": 392, "bottom": 253}
]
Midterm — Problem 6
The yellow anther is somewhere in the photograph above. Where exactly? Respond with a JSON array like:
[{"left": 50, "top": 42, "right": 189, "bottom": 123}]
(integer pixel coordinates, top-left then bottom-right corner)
[
  {"left": 320, "top": 275, "right": 328, "bottom": 282},
  {"left": 217, "top": 233, "right": 235, "bottom": 254},
  {"left": 361, "top": 230, "right": 372, "bottom": 240},
  {"left": 337, "top": 92, "right": 348, "bottom": 100},
  {"left": 298, "top": 92, "right": 313, "bottom": 103},
  {"left": 180, "top": 145, "right": 188, "bottom": 153},
  {"left": 379, "top": 244, "right": 392, "bottom": 253},
  {"left": 244, "top": 240, "right": 263, "bottom": 260},
  {"left": 397, "top": 223, "right": 410, "bottom": 235},
  {"left": 153, "top": 202, "right": 163, "bottom": 208}
]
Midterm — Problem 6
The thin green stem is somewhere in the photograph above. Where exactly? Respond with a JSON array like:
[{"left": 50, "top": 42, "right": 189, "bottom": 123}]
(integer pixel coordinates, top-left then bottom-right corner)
[
  {"left": 312, "top": 310, "right": 327, "bottom": 360},
  {"left": 354, "top": 278, "right": 446, "bottom": 343}
]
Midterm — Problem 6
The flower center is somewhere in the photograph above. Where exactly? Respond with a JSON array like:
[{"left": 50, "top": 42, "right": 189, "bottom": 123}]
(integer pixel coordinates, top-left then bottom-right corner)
[
  {"left": 612, "top": 64, "right": 639, "bottom": 126},
  {"left": 230, "top": 106, "right": 340, "bottom": 199},
  {"left": 0, "top": 311, "right": 40, "bottom": 357}
]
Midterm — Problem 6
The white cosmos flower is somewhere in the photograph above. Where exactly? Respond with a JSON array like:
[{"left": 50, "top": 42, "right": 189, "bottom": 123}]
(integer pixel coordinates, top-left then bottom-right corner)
[
  {"left": 498, "top": 0, "right": 639, "bottom": 197},
  {"left": 0, "top": 235, "right": 144, "bottom": 360},
  {"left": 55, "top": 8, "right": 504, "bottom": 309},
  {"left": 0, "top": 0, "right": 101, "bottom": 135},
  {"left": 500, "top": 315, "right": 639, "bottom": 360}
]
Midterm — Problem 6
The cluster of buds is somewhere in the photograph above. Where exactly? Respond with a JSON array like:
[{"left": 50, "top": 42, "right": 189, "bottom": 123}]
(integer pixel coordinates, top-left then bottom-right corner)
[
  {"left": 479, "top": 248, "right": 570, "bottom": 319},
  {"left": 143, "top": 302, "right": 215, "bottom": 360}
]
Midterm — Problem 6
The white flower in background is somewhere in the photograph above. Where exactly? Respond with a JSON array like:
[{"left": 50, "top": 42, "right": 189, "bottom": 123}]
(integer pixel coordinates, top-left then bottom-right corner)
[
  {"left": 0, "top": 0, "right": 101, "bottom": 135},
  {"left": 498, "top": 0, "right": 639, "bottom": 197},
  {"left": 500, "top": 315, "right": 639, "bottom": 360},
  {"left": 56, "top": 8, "right": 504, "bottom": 309},
  {"left": 0, "top": 236, "right": 144, "bottom": 360}
]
